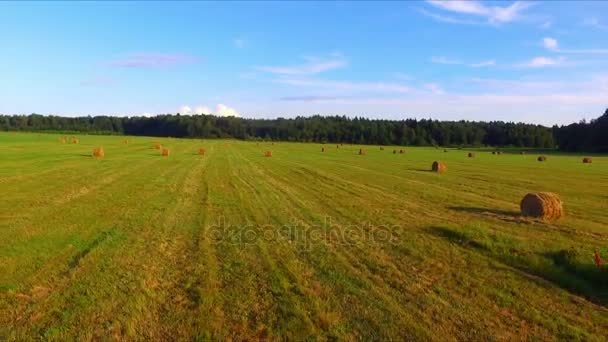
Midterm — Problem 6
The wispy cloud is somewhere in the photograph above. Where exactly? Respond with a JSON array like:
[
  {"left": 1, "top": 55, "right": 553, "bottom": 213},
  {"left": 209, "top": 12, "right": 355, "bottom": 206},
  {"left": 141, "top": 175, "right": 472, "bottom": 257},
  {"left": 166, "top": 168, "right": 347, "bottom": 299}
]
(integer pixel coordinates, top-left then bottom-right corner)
[
  {"left": 425, "top": 0, "right": 533, "bottom": 25},
  {"left": 274, "top": 78, "right": 411, "bottom": 93},
  {"left": 431, "top": 56, "right": 461, "bottom": 65},
  {"left": 234, "top": 39, "right": 245, "bottom": 48},
  {"left": 80, "top": 76, "right": 115, "bottom": 86},
  {"left": 542, "top": 37, "right": 608, "bottom": 54},
  {"left": 109, "top": 53, "right": 199, "bottom": 68},
  {"left": 519, "top": 56, "right": 565, "bottom": 68},
  {"left": 280, "top": 95, "right": 346, "bottom": 102},
  {"left": 256, "top": 55, "right": 346, "bottom": 75},
  {"left": 418, "top": 8, "right": 483, "bottom": 25},
  {"left": 470, "top": 60, "right": 496, "bottom": 67},
  {"left": 424, "top": 83, "right": 446, "bottom": 95},
  {"left": 432, "top": 56, "right": 496, "bottom": 67},
  {"left": 583, "top": 17, "right": 608, "bottom": 30},
  {"left": 539, "top": 21, "right": 552, "bottom": 29}
]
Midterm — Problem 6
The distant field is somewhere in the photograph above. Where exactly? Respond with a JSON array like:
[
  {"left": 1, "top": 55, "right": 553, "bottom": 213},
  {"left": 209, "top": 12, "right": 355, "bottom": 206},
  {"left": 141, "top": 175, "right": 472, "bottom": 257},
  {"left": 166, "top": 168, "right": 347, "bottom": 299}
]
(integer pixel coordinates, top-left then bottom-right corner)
[{"left": 1, "top": 132, "right": 607, "bottom": 340}]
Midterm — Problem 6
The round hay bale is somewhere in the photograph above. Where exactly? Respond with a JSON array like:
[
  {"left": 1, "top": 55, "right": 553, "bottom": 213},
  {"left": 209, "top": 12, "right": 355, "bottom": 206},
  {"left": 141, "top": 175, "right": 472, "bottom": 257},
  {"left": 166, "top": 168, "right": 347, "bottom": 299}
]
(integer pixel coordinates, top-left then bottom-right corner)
[
  {"left": 380, "top": 147, "right": 385, "bottom": 151},
  {"left": 520, "top": 192, "right": 563, "bottom": 220},
  {"left": 537, "top": 156, "right": 547, "bottom": 162},
  {"left": 321, "top": 147, "right": 325, "bottom": 152},
  {"left": 399, "top": 149, "right": 405, "bottom": 154},
  {"left": 497, "top": 151, "right": 502, "bottom": 155},
  {"left": 264, "top": 150, "right": 272, "bottom": 157},
  {"left": 492, "top": 151, "right": 496, "bottom": 155},
  {"left": 154, "top": 143, "right": 162, "bottom": 150},
  {"left": 92, "top": 147, "right": 104, "bottom": 158},
  {"left": 199, "top": 148, "right": 206, "bottom": 156},
  {"left": 432, "top": 161, "right": 446, "bottom": 173},
  {"left": 72, "top": 137, "right": 79, "bottom": 144},
  {"left": 161, "top": 148, "right": 170, "bottom": 156},
  {"left": 359, "top": 148, "right": 367, "bottom": 155},
  {"left": 393, "top": 150, "right": 397, "bottom": 154},
  {"left": 583, "top": 157, "right": 592, "bottom": 164},
  {"left": 468, "top": 153, "right": 475, "bottom": 158},
  {"left": 336, "top": 145, "right": 339, "bottom": 149}
]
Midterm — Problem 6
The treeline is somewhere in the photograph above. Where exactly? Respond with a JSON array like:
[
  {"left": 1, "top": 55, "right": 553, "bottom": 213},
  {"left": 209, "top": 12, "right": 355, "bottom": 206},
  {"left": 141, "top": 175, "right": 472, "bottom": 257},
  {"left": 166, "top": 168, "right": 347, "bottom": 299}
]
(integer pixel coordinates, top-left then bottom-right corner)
[
  {"left": 553, "top": 109, "right": 608, "bottom": 152},
  {"left": 0, "top": 109, "right": 605, "bottom": 150}
]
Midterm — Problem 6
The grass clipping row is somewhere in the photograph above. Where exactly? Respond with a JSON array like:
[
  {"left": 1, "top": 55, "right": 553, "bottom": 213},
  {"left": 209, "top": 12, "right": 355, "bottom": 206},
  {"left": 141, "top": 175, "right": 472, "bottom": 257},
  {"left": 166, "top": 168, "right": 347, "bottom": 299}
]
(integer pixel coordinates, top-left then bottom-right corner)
[{"left": 520, "top": 192, "right": 563, "bottom": 220}]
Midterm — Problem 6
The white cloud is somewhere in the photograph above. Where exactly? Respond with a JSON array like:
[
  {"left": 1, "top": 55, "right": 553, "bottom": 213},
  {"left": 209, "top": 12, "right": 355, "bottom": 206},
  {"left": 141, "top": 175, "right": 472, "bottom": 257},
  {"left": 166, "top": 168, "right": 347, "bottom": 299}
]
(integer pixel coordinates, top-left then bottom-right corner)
[
  {"left": 179, "top": 105, "right": 192, "bottom": 114},
  {"left": 431, "top": 56, "right": 461, "bottom": 64},
  {"left": 179, "top": 104, "right": 240, "bottom": 117},
  {"left": 543, "top": 37, "right": 558, "bottom": 50},
  {"left": 470, "top": 60, "right": 496, "bottom": 67},
  {"left": 425, "top": 0, "right": 533, "bottom": 24},
  {"left": 215, "top": 104, "right": 240, "bottom": 117},
  {"left": 540, "top": 21, "right": 552, "bottom": 29},
  {"left": 424, "top": 83, "right": 446, "bottom": 95},
  {"left": 255, "top": 55, "right": 346, "bottom": 75},
  {"left": 541, "top": 37, "right": 608, "bottom": 54}
]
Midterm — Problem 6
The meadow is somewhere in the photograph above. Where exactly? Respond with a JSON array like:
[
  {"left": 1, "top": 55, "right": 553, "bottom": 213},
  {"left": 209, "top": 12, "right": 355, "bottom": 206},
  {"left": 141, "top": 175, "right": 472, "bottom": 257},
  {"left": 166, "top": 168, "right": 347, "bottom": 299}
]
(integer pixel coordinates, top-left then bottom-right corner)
[{"left": 1, "top": 132, "right": 607, "bottom": 340}]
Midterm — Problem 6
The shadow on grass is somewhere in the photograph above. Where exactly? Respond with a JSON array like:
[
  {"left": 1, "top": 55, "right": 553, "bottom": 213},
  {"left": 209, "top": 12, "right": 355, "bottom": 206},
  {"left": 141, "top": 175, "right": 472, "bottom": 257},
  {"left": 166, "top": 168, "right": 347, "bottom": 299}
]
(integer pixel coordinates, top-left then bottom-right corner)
[
  {"left": 448, "top": 206, "right": 529, "bottom": 224},
  {"left": 428, "top": 225, "right": 608, "bottom": 306}
]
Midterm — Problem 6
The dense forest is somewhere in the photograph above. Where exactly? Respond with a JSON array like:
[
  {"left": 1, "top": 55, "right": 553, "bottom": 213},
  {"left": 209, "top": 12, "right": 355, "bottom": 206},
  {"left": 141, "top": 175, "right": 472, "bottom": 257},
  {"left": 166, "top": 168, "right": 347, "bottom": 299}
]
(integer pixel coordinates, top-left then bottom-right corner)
[{"left": 1, "top": 109, "right": 606, "bottom": 150}]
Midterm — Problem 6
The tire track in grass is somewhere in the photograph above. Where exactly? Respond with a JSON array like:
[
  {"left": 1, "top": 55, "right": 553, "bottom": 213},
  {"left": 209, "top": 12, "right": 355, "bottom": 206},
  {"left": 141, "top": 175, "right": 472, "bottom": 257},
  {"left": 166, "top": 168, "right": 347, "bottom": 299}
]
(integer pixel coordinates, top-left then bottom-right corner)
[
  {"left": 156, "top": 144, "right": 227, "bottom": 339},
  {"left": 0, "top": 155, "right": 164, "bottom": 287},
  {"left": 2, "top": 155, "right": 191, "bottom": 339},
  {"left": 232, "top": 148, "right": 432, "bottom": 339}
]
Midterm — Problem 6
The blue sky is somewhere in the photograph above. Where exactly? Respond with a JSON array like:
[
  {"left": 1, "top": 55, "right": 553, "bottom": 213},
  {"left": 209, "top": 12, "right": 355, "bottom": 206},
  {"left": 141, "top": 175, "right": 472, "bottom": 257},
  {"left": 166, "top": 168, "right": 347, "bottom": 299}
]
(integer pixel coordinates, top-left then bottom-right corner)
[{"left": 1, "top": 1, "right": 607, "bottom": 125}]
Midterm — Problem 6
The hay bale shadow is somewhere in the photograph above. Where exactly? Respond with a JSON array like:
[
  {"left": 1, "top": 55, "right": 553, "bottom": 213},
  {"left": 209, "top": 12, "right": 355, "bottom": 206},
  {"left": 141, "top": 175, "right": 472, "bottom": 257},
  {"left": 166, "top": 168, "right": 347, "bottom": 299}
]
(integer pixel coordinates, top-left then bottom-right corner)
[
  {"left": 427, "top": 226, "right": 488, "bottom": 251},
  {"left": 448, "top": 206, "right": 529, "bottom": 224}
]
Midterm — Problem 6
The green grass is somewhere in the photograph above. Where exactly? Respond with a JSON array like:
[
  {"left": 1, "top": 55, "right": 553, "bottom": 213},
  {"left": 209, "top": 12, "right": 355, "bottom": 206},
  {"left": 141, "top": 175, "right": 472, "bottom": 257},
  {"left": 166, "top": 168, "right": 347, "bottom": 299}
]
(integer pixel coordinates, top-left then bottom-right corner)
[{"left": 1, "top": 132, "right": 607, "bottom": 340}]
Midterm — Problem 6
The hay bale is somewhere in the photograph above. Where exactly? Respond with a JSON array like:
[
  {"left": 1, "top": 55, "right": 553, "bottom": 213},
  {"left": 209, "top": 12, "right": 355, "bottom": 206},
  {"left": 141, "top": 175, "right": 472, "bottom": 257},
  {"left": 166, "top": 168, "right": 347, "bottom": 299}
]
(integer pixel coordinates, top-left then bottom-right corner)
[
  {"left": 359, "top": 148, "right": 367, "bottom": 155},
  {"left": 380, "top": 147, "right": 385, "bottom": 151},
  {"left": 583, "top": 157, "right": 592, "bottom": 164},
  {"left": 199, "top": 148, "right": 206, "bottom": 156},
  {"left": 264, "top": 150, "right": 272, "bottom": 157},
  {"left": 520, "top": 192, "right": 563, "bottom": 220},
  {"left": 492, "top": 151, "right": 496, "bottom": 155},
  {"left": 497, "top": 151, "right": 502, "bottom": 155},
  {"left": 321, "top": 147, "right": 325, "bottom": 152},
  {"left": 432, "top": 161, "right": 446, "bottom": 173},
  {"left": 444, "top": 149, "right": 448, "bottom": 152},
  {"left": 161, "top": 148, "right": 170, "bottom": 156},
  {"left": 59, "top": 136, "right": 67, "bottom": 144},
  {"left": 154, "top": 143, "right": 162, "bottom": 150},
  {"left": 72, "top": 137, "right": 79, "bottom": 144},
  {"left": 336, "top": 145, "right": 340, "bottom": 149},
  {"left": 92, "top": 147, "right": 104, "bottom": 158},
  {"left": 393, "top": 150, "right": 397, "bottom": 154},
  {"left": 537, "top": 156, "right": 547, "bottom": 162},
  {"left": 399, "top": 149, "right": 405, "bottom": 154},
  {"left": 468, "top": 153, "right": 475, "bottom": 158},
  {"left": 123, "top": 139, "right": 129, "bottom": 144}
]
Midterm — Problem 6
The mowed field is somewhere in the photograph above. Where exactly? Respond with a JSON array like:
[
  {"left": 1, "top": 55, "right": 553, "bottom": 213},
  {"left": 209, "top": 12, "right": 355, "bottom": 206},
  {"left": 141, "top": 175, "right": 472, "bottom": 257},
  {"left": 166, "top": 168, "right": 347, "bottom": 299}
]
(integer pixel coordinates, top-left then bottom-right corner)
[{"left": 1, "top": 132, "right": 607, "bottom": 340}]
